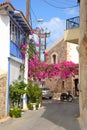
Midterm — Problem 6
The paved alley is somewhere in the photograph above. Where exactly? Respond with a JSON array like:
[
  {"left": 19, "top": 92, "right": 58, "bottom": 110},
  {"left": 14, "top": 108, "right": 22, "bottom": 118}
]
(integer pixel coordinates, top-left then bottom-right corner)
[{"left": 0, "top": 99, "right": 81, "bottom": 130}]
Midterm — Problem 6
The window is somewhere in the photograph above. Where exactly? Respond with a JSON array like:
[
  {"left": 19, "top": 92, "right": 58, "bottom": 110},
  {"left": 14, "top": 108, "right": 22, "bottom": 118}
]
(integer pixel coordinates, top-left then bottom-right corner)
[
  {"left": 20, "top": 31, "right": 26, "bottom": 44},
  {"left": 51, "top": 53, "right": 58, "bottom": 64},
  {"left": 10, "top": 21, "right": 26, "bottom": 44},
  {"left": 53, "top": 54, "right": 56, "bottom": 64},
  {"left": 62, "top": 81, "right": 64, "bottom": 88},
  {"left": 10, "top": 21, "right": 14, "bottom": 41},
  {"left": 18, "top": 30, "right": 20, "bottom": 44},
  {"left": 14, "top": 26, "right": 17, "bottom": 43},
  {"left": 10, "top": 21, "right": 17, "bottom": 43}
]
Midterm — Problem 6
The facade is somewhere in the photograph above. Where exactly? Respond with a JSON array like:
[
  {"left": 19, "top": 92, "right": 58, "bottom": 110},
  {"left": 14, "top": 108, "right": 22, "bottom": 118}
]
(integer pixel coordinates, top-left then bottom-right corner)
[
  {"left": 45, "top": 37, "right": 79, "bottom": 95},
  {"left": 64, "top": 1, "right": 87, "bottom": 129},
  {"left": 76, "top": 1, "right": 87, "bottom": 130},
  {"left": 0, "top": 2, "right": 31, "bottom": 118}
]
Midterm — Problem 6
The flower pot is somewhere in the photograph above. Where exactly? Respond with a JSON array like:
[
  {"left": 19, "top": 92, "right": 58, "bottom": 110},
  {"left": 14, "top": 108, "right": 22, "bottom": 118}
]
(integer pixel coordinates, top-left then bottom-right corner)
[{"left": 32, "top": 103, "right": 36, "bottom": 110}]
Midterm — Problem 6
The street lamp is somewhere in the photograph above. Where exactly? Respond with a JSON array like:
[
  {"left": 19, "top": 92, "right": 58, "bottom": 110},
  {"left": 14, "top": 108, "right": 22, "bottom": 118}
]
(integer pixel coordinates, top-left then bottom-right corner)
[
  {"left": 37, "top": 19, "right": 43, "bottom": 22},
  {"left": 30, "top": 18, "right": 43, "bottom": 28}
]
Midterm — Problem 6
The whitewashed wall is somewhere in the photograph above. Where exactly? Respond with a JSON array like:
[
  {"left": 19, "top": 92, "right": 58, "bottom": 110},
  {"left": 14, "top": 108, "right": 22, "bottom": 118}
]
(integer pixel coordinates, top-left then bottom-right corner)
[
  {"left": 0, "top": 15, "right": 10, "bottom": 72},
  {"left": 10, "top": 58, "right": 22, "bottom": 83},
  {"left": 0, "top": 14, "right": 10, "bottom": 115},
  {"left": 67, "top": 43, "right": 79, "bottom": 63}
]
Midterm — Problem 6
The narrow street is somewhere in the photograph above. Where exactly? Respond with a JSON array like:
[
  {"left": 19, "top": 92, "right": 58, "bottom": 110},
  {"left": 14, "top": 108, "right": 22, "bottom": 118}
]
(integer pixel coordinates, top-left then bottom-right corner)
[{"left": 0, "top": 99, "right": 81, "bottom": 130}]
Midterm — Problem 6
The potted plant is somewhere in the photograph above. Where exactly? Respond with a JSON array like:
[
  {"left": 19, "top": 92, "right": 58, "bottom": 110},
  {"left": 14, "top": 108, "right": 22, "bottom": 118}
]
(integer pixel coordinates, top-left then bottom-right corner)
[
  {"left": 9, "top": 78, "right": 27, "bottom": 117},
  {"left": 26, "top": 82, "right": 42, "bottom": 110}
]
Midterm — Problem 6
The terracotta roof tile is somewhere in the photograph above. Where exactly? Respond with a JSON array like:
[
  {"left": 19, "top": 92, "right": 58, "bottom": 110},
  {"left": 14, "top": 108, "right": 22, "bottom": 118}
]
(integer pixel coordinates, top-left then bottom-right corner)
[
  {"left": 0, "top": 2, "right": 31, "bottom": 30},
  {"left": 0, "top": 2, "right": 15, "bottom": 10}
]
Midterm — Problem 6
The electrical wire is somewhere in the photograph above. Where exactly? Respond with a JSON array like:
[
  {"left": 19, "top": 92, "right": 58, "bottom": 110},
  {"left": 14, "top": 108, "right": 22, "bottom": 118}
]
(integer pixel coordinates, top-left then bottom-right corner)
[
  {"left": 42, "top": 0, "right": 79, "bottom": 9},
  {"left": 50, "top": 0, "right": 77, "bottom": 5},
  {"left": 49, "top": 0, "right": 76, "bottom": 6},
  {"left": 30, "top": 7, "right": 43, "bottom": 29},
  {"left": 30, "top": 7, "right": 38, "bottom": 27},
  {"left": 30, "top": 0, "right": 79, "bottom": 51},
  {"left": 30, "top": 0, "right": 79, "bottom": 23},
  {"left": 30, "top": 7, "right": 38, "bottom": 21}
]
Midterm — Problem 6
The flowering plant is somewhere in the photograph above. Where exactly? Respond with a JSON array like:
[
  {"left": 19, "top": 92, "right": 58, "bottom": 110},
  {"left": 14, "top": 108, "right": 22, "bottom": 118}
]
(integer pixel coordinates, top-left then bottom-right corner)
[
  {"left": 35, "top": 43, "right": 41, "bottom": 47},
  {"left": 19, "top": 38, "right": 39, "bottom": 59},
  {"left": 28, "top": 56, "right": 79, "bottom": 81},
  {"left": 20, "top": 43, "right": 28, "bottom": 56},
  {"left": 43, "top": 51, "right": 48, "bottom": 56}
]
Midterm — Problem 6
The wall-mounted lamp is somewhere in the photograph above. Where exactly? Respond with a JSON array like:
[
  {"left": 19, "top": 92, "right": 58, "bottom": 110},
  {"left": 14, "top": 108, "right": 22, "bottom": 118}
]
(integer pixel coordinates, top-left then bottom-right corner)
[{"left": 37, "top": 19, "right": 43, "bottom": 22}]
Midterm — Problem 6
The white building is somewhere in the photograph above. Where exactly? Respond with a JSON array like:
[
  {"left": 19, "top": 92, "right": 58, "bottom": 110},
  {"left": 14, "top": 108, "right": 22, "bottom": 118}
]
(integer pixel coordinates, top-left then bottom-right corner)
[{"left": 0, "top": 2, "right": 31, "bottom": 114}]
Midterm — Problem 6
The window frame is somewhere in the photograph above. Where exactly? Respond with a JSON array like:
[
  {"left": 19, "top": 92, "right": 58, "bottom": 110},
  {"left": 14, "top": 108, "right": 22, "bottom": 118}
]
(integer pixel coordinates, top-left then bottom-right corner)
[{"left": 10, "top": 19, "right": 26, "bottom": 45}]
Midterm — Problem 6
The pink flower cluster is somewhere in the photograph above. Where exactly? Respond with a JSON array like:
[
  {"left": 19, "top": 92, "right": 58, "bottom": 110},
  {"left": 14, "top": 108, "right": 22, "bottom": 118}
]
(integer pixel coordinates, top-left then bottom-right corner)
[
  {"left": 43, "top": 51, "right": 48, "bottom": 55},
  {"left": 19, "top": 38, "right": 34, "bottom": 57},
  {"left": 28, "top": 56, "right": 79, "bottom": 81},
  {"left": 20, "top": 44, "right": 28, "bottom": 56},
  {"left": 35, "top": 43, "right": 41, "bottom": 47}
]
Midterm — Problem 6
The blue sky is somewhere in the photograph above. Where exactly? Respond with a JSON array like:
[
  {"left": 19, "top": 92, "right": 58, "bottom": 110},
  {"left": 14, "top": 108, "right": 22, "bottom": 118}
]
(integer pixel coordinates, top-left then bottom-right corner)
[{"left": 0, "top": 0, "right": 79, "bottom": 47}]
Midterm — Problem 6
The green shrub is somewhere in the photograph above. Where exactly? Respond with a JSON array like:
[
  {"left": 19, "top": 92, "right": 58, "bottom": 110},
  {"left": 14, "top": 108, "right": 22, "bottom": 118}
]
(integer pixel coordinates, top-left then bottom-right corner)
[
  {"left": 9, "top": 107, "right": 22, "bottom": 118},
  {"left": 9, "top": 78, "right": 27, "bottom": 107},
  {"left": 36, "top": 102, "right": 39, "bottom": 110},
  {"left": 27, "top": 103, "right": 33, "bottom": 110},
  {"left": 26, "top": 82, "right": 42, "bottom": 103}
]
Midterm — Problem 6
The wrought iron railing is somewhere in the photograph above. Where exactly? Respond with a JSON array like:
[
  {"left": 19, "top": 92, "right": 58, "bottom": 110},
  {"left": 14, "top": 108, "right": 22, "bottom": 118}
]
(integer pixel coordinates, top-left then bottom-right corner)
[{"left": 66, "top": 16, "right": 79, "bottom": 30}]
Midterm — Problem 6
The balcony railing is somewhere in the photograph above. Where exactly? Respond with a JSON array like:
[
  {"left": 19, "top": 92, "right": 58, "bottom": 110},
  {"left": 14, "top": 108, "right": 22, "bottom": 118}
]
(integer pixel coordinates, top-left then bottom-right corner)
[
  {"left": 10, "top": 41, "right": 23, "bottom": 59},
  {"left": 66, "top": 16, "right": 80, "bottom": 30}
]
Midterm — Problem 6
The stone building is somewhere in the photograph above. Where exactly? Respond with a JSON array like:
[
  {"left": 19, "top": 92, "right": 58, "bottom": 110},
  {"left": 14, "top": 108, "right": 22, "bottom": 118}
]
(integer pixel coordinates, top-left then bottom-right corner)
[
  {"left": 64, "top": 1, "right": 87, "bottom": 128},
  {"left": 45, "top": 37, "right": 79, "bottom": 95}
]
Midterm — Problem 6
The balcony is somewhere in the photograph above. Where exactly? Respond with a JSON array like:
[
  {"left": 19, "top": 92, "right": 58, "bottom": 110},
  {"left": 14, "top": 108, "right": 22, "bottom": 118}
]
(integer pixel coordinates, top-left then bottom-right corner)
[
  {"left": 64, "top": 16, "right": 79, "bottom": 44},
  {"left": 10, "top": 41, "right": 23, "bottom": 60}
]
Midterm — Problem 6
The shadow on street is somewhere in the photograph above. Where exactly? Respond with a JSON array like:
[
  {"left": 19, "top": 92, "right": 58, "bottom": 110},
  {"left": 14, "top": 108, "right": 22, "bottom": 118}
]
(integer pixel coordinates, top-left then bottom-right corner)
[{"left": 41, "top": 99, "right": 81, "bottom": 130}]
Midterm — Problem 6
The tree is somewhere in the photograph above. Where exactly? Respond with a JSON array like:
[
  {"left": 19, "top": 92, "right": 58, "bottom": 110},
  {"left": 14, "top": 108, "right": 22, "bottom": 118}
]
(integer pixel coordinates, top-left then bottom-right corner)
[{"left": 28, "top": 56, "right": 78, "bottom": 81}]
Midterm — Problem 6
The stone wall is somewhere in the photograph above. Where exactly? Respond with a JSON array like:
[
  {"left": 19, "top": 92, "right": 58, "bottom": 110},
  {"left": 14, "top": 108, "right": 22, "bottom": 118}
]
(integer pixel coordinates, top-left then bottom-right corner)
[
  {"left": 45, "top": 38, "right": 78, "bottom": 96},
  {"left": 45, "top": 77, "right": 75, "bottom": 94},
  {"left": 0, "top": 73, "right": 7, "bottom": 119},
  {"left": 46, "top": 38, "right": 67, "bottom": 63}
]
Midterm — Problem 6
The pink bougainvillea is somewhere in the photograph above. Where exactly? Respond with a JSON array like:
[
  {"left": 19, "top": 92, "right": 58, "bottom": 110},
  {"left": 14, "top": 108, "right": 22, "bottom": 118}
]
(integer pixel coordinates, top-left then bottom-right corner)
[
  {"left": 20, "top": 43, "right": 28, "bottom": 56},
  {"left": 28, "top": 56, "right": 79, "bottom": 81},
  {"left": 30, "top": 38, "right": 34, "bottom": 43},
  {"left": 35, "top": 27, "right": 40, "bottom": 31},
  {"left": 21, "top": 27, "right": 79, "bottom": 81},
  {"left": 43, "top": 51, "right": 48, "bottom": 55},
  {"left": 30, "top": 30, "right": 35, "bottom": 35},
  {"left": 35, "top": 43, "right": 41, "bottom": 47}
]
